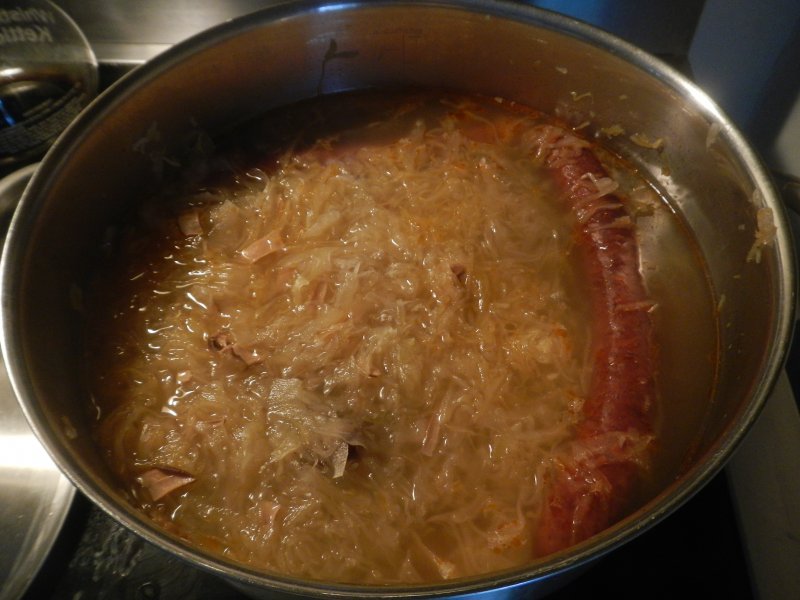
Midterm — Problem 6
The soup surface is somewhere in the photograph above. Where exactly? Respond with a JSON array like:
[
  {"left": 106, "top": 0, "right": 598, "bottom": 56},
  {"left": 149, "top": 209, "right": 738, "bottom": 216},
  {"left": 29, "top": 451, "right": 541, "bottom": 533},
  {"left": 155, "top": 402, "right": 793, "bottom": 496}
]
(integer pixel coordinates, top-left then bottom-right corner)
[{"left": 83, "top": 91, "right": 717, "bottom": 584}]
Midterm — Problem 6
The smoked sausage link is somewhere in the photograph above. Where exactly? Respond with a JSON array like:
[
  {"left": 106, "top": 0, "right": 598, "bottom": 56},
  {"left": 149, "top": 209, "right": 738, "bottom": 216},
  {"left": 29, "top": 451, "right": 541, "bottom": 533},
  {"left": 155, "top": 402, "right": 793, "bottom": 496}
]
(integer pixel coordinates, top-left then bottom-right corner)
[{"left": 535, "top": 133, "right": 656, "bottom": 556}]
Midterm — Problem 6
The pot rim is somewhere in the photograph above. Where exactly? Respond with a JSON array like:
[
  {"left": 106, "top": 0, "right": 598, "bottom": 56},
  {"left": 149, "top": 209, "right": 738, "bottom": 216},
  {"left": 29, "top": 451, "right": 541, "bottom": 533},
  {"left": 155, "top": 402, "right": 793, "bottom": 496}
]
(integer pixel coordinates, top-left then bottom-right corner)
[{"left": 1, "top": 0, "right": 795, "bottom": 597}]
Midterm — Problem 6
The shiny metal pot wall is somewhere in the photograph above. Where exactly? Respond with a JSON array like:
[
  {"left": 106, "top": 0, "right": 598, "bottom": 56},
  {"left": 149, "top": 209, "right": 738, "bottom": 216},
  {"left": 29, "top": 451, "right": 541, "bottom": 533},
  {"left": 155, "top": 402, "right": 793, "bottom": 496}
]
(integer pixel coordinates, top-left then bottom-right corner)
[{"left": 1, "top": 1, "right": 795, "bottom": 598}]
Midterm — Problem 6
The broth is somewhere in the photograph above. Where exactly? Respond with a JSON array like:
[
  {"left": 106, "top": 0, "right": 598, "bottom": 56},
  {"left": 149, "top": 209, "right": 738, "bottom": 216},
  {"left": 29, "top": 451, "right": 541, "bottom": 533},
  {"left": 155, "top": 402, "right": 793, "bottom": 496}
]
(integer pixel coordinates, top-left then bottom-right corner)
[{"left": 83, "top": 91, "right": 717, "bottom": 584}]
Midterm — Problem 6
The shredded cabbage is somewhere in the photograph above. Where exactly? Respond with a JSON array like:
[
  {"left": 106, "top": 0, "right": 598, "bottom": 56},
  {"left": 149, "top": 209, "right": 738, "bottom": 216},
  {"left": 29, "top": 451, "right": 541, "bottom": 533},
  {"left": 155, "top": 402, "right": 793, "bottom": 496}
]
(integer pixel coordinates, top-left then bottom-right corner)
[{"left": 85, "top": 93, "right": 602, "bottom": 584}]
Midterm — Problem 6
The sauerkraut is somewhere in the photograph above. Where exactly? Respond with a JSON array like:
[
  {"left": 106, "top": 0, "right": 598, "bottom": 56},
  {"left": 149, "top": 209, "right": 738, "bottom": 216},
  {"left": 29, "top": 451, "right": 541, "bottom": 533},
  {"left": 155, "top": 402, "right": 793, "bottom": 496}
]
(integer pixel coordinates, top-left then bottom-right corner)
[{"left": 85, "top": 92, "right": 646, "bottom": 584}]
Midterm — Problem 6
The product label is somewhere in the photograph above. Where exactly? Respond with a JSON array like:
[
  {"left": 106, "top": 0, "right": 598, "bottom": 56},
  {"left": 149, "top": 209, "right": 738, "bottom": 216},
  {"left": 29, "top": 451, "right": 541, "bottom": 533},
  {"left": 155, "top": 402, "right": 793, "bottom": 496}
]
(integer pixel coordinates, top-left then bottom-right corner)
[{"left": 0, "top": 6, "right": 56, "bottom": 45}]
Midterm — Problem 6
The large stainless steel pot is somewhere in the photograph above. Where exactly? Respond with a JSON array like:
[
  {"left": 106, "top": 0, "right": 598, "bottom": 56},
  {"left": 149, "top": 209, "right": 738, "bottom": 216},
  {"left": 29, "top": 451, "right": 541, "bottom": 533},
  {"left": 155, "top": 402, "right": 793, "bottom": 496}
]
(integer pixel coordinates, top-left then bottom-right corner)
[{"left": 1, "top": 1, "right": 795, "bottom": 598}]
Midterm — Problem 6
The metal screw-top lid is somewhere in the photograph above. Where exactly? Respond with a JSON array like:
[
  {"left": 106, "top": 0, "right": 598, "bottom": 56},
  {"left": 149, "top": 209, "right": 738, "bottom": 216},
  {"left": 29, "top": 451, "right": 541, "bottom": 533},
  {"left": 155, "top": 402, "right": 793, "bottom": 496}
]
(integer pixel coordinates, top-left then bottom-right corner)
[{"left": 0, "top": 0, "right": 97, "bottom": 171}]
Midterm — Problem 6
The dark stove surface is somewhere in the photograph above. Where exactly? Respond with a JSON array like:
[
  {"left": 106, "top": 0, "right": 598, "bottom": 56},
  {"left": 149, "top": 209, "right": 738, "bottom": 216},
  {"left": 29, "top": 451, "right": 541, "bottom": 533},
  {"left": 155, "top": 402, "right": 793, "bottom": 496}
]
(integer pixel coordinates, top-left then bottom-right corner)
[{"left": 24, "top": 472, "right": 753, "bottom": 600}]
